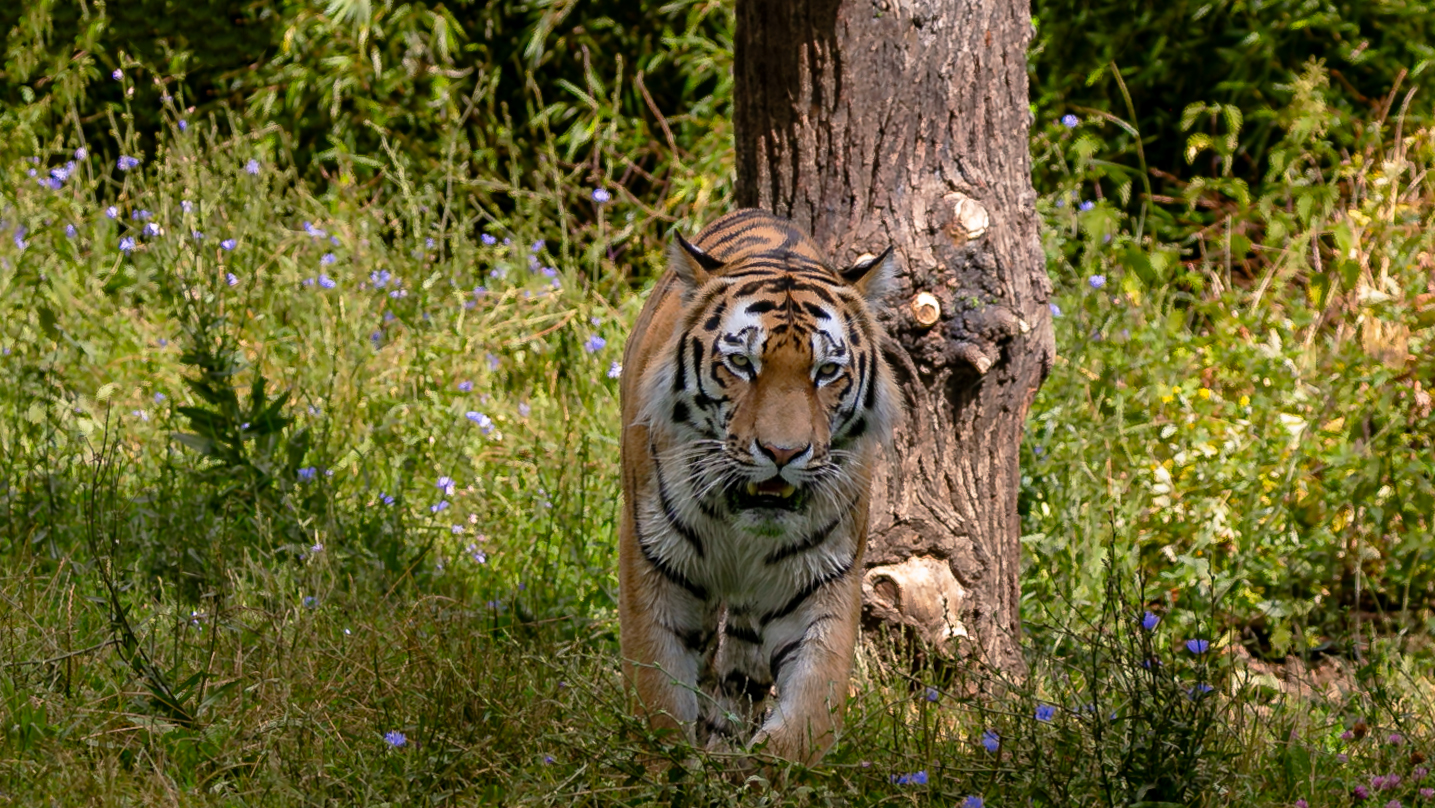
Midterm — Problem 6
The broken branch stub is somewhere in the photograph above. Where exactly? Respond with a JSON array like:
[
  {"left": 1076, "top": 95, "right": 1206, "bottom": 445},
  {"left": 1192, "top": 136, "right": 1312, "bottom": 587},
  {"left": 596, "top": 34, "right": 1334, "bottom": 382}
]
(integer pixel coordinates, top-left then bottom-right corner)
[{"left": 861, "top": 555, "right": 969, "bottom": 655}]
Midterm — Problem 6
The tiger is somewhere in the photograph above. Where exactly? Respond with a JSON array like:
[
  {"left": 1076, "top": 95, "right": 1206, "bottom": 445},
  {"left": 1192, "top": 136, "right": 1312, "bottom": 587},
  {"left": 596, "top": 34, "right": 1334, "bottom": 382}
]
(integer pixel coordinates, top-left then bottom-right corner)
[{"left": 618, "top": 208, "right": 899, "bottom": 765}]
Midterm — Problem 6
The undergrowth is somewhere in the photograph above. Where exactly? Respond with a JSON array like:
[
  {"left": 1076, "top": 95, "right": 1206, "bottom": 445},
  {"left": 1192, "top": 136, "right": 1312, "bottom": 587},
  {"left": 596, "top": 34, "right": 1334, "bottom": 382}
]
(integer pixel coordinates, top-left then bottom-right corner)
[{"left": 2, "top": 1, "right": 1434, "bottom": 804}]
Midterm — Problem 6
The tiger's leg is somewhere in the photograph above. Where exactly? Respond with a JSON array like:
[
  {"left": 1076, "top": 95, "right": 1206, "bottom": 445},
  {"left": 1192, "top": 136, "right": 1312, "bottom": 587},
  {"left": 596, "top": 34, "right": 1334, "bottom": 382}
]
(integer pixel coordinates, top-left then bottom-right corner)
[
  {"left": 750, "top": 568, "right": 863, "bottom": 765},
  {"left": 619, "top": 522, "right": 717, "bottom": 746},
  {"left": 700, "top": 611, "right": 774, "bottom": 752}
]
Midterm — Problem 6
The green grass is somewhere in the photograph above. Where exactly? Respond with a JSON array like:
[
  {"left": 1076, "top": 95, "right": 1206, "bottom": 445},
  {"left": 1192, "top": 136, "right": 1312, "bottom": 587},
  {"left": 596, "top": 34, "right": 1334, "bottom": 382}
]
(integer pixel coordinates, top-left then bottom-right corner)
[{"left": 2, "top": 8, "right": 1435, "bottom": 805}]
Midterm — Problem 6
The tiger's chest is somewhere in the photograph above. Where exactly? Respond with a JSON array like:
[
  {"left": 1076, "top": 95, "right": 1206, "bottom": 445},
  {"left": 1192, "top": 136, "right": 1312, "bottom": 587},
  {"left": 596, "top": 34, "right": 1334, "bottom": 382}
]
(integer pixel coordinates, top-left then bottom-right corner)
[{"left": 634, "top": 473, "right": 859, "bottom": 615}]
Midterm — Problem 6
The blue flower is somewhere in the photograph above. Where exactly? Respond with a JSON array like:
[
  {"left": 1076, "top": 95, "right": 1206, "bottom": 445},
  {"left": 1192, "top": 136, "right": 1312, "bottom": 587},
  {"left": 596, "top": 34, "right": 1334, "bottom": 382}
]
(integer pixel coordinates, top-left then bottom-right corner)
[
  {"left": 181, "top": 200, "right": 193, "bottom": 213},
  {"left": 1088, "top": 274, "right": 1106, "bottom": 289},
  {"left": 321, "top": 252, "right": 337, "bottom": 265},
  {"left": 924, "top": 687, "right": 939, "bottom": 703},
  {"left": 178, "top": 120, "right": 188, "bottom": 133},
  {"left": 245, "top": 159, "right": 260, "bottom": 175},
  {"left": 425, "top": 237, "right": 436, "bottom": 249},
  {"left": 486, "top": 353, "right": 501, "bottom": 371},
  {"left": 592, "top": 188, "right": 611, "bottom": 203},
  {"left": 531, "top": 239, "right": 545, "bottom": 253},
  {"left": 458, "top": 380, "right": 473, "bottom": 392},
  {"left": 1050, "top": 302, "right": 1062, "bottom": 317},
  {"left": 380, "top": 494, "right": 395, "bottom": 506},
  {"left": 543, "top": 755, "right": 555, "bottom": 764},
  {"left": 153, "top": 392, "right": 166, "bottom": 403},
  {"left": 298, "top": 467, "right": 317, "bottom": 482},
  {"left": 1142, "top": 611, "right": 1160, "bottom": 630},
  {"left": 132, "top": 209, "right": 151, "bottom": 221},
  {"left": 466, "top": 412, "right": 495, "bottom": 434},
  {"left": 143, "top": 223, "right": 160, "bottom": 237},
  {"left": 980, "top": 729, "right": 999, "bottom": 753},
  {"left": 119, "top": 237, "right": 136, "bottom": 253},
  {"left": 221, "top": 239, "right": 236, "bottom": 251},
  {"left": 437, "top": 476, "right": 455, "bottom": 493},
  {"left": 75, "top": 147, "right": 87, "bottom": 160},
  {"left": 1060, "top": 114, "right": 1079, "bottom": 128},
  {"left": 890, "top": 770, "right": 928, "bottom": 785},
  {"left": 518, "top": 402, "right": 531, "bottom": 418},
  {"left": 1078, "top": 200, "right": 1094, "bottom": 212},
  {"left": 963, "top": 797, "right": 984, "bottom": 808},
  {"left": 1036, "top": 704, "right": 1056, "bottom": 722},
  {"left": 370, "top": 269, "right": 391, "bottom": 288},
  {"left": 225, "top": 273, "right": 238, "bottom": 287},
  {"left": 383, "top": 730, "right": 407, "bottom": 748},
  {"left": 303, "top": 596, "right": 318, "bottom": 609},
  {"left": 1186, "top": 638, "right": 1210, "bottom": 654},
  {"left": 467, "top": 543, "right": 487, "bottom": 564},
  {"left": 318, "top": 274, "right": 336, "bottom": 289},
  {"left": 105, "top": 206, "right": 119, "bottom": 219},
  {"left": 192, "top": 230, "right": 204, "bottom": 241},
  {"left": 112, "top": 68, "right": 122, "bottom": 80},
  {"left": 481, "top": 233, "right": 497, "bottom": 246},
  {"left": 64, "top": 224, "right": 77, "bottom": 239},
  {"left": 431, "top": 500, "right": 450, "bottom": 513},
  {"left": 1188, "top": 683, "right": 1215, "bottom": 699},
  {"left": 607, "top": 361, "right": 623, "bottom": 379},
  {"left": 584, "top": 334, "right": 606, "bottom": 353},
  {"left": 117, "top": 155, "right": 140, "bottom": 171}
]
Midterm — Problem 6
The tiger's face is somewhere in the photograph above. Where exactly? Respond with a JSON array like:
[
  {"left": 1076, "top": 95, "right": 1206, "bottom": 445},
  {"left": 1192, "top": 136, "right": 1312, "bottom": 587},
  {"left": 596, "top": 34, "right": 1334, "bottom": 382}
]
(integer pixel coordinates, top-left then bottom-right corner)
[{"left": 641, "top": 232, "right": 898, "bottom": 532}]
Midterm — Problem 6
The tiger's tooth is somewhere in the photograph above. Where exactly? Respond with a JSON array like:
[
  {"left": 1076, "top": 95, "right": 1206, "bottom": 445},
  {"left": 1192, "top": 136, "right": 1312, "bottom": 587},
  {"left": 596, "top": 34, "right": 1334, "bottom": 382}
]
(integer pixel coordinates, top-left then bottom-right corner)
[
  {"left": 777, "top": 484, "right": 796, "bottom": 498},
  {"left": 747, "top": 482, "right": 758, "bottom": 496}
]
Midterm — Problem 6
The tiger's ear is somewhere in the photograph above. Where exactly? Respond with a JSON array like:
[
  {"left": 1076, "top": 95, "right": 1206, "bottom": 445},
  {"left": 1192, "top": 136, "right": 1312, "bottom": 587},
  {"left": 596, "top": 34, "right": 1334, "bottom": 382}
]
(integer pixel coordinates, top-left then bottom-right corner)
[
  {"left": 840, "top": 246, "right": 896, "bottom": 305},
  {"left": 669, "top": 232, "right": 725, "bottom": 292}
]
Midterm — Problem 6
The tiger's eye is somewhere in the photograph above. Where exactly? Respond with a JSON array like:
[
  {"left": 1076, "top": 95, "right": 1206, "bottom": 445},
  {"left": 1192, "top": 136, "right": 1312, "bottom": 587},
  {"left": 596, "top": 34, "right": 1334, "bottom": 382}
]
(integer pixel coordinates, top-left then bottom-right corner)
[
  {"left": 817, "top": 362, "right": 840, "bottom": 377},
  {"left": 729, "top": 354, "right": 750, "bottom": 368}
]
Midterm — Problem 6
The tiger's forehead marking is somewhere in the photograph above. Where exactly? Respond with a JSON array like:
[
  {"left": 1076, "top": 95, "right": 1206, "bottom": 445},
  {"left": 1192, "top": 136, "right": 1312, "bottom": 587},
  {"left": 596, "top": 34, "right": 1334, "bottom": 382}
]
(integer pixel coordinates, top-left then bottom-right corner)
[{"left": 716, "top": 277, "right": 850, "bottom": 360}]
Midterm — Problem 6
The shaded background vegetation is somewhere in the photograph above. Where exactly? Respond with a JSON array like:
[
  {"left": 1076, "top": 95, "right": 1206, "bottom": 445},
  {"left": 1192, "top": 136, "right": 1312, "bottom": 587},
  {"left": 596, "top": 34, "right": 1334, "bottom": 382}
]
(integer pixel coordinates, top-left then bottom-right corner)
[{"left": 1, "top": 0, "right": 1433, "bottom": 803}]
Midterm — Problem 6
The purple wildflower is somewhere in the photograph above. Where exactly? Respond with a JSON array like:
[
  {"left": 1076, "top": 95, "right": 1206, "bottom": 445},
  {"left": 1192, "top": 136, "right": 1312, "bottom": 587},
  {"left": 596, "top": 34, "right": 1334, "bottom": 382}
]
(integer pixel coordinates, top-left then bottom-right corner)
[
  {"left": 607, "top": 361, "right": 623, "bottom": 379},
  {"left": 298, "top": 467, "right": 317, "bottom": 482},
  {"left": 1078, "top": 200, "right": 1095, "bottom": 212},
  {"left": 221, "top": 239, "right": 236, "bottom": 251},
  {"left": 1142, "top": 611, "right": 1159, "bottom": 630},
  {"left": 225, "top": 273, "right": 238, "bottom": 287},
  {"left": 117, "top": 155, "right": 140, "bottom": 171},
  {"left": 592, "top": 188, "right": 611, "bottom": 203},
  {"left": 466, "top": 412, "right": 494, "bottom": 434},
  {"left": 980, "top": 729, "right": 999, "bottom": 753},
  {"left": 383, "top": 730, "right": 407, "bottom": 748},
  {"left": 321, "top": 252, "right": 336, "bottom": 265},
  {"left": 481, "top": 233, "right": 497, "bottom": 246},
  {"left": 1185, "top": 639, "right": 1210, "bottom": 654},
  {"left": 1089, "top": 274, "right": 1107, "bottom": 289},
  {"left": 1036, "top": 704, "right": 1056, "bottom": 722},
  {"left": 1061, "top": 114, "right": 1079, "bottom": 128},
  {"left": 245, "top": 159, "right": 260, "bottom": 175},
  {"left": 458, "top": 380, "right": 473, "bottom": 392},
  {"left": 584, "top": 334, "right": 606, "bottom": 353},
  {"left": 318, "top": 274, "right": 336, "bottom": 289},
  {"left": 105, "top": 206, "right": 119, "bottom": 219},
  {"left": 119, "top": 236, "right": 136, "bottom": 253}
]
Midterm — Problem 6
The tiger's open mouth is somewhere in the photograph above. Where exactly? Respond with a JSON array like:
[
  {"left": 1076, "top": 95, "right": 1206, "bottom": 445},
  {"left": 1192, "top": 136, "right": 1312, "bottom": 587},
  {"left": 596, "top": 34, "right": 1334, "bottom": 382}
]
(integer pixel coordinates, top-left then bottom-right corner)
[{"left": 730, "top": 476, "right": 805, "bottom": 511}]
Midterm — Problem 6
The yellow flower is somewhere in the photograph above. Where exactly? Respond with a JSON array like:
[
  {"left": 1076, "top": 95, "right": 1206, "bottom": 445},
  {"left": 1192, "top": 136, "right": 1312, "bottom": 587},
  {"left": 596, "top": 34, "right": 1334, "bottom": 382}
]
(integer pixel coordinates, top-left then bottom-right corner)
[
  {"left": 1239, "top": 395, "right": 1250, "bottom": 407},
  {"left": 1161, "top": 394, "right": 1175, "bottom": 404},
  {"left": 1198, "top": 387, "right": 1212, "bottom": 400}
]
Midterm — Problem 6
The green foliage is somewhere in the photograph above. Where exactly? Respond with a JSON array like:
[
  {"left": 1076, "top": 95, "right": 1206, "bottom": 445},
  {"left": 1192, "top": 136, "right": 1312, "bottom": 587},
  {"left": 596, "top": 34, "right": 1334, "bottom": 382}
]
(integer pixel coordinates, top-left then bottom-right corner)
[
  {"left": 1031, "top": 0, "right": 1435, "bottom": 204},
  {"left": 4, "top": 0, "right": 1435, "bottom": 803}
]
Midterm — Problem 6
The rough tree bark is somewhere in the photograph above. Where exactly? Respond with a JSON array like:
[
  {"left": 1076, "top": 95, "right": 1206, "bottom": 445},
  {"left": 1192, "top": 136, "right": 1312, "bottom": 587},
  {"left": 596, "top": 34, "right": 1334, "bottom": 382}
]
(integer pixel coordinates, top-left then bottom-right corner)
[{"left": 732, "top": 0, "right": 1055, "bottom": 672}]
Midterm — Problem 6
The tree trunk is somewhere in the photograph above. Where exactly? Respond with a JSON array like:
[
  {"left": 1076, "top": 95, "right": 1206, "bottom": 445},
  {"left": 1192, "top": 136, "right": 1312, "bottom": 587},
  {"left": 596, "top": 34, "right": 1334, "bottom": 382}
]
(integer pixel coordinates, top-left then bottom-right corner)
[{"left": 732, "top": 0, "right": 1054, "bottom": 673}]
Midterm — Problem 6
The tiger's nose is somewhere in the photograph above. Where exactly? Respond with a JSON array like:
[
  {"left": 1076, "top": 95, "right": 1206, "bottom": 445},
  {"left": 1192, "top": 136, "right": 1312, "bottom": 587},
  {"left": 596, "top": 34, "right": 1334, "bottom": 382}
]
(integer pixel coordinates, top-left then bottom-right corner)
[{"left": 760, "top": 442, "right": 808, "bottom": 468}]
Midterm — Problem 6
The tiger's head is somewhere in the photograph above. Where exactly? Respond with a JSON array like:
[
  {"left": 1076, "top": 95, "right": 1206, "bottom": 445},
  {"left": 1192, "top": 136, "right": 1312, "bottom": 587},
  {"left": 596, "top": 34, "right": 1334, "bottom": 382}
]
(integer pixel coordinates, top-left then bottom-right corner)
[{"left": 639, "top": 226, "right": 899, "bottom": 531}]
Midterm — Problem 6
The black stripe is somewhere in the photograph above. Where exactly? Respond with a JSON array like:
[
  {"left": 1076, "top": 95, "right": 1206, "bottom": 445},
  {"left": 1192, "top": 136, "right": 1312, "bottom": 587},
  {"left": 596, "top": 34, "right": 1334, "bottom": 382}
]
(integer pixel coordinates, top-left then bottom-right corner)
[
  {"left": 671, "top": 339, "right": 687, "bottom": 394},
  {"left": 671, "top": 400, "right": 690, "bottom": 425},
  {"left": 654, "top": 461, "right": 705, "bottom": 558},
  {"left": 762, "top": 556, "right": 854, "bottom": 624},
  {"left": 669, "top": 625, "right": 713, "bottom": 651},
  {"left": 745, "top": 300, "right": 778, "bottom": 315},
  {"left": 723, "top": 671, "right": 773, "bottom": 702},
  {"left": 764, "top": 517, "right": 841, "bottom": 564},
  {"left": 727, "top": 624, "right": 763, "bottom": 644},
  {"left": 636, "top": 535, "right": 708, "bottom": 601},
  {"left": 769, "top": 639, "right": 803, "bottom": 682},
  {"left": 862, "top": 351, "right": 877, "bottom": 411}
]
